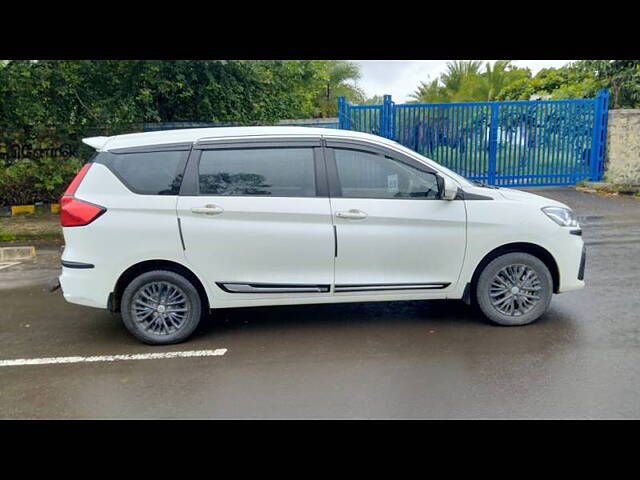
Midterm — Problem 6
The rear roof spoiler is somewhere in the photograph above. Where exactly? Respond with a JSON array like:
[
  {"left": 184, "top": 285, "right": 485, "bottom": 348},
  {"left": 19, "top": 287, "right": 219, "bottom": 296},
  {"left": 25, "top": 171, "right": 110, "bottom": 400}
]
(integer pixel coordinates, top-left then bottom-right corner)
[{"left": 82, "top": 136, "right": 109, "bottom": 151}]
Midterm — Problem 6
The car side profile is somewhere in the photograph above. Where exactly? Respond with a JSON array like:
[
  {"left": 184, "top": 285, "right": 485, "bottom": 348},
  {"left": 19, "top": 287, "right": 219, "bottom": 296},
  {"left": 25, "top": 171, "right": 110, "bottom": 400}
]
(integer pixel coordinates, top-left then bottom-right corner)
[{"left": 56, "top": 127, "right": 586, "bottom": 344}]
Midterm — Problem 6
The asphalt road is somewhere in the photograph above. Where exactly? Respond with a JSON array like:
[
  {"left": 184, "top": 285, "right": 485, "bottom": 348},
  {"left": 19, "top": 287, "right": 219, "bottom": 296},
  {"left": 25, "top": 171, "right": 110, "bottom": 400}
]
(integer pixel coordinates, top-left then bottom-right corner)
[{"left": 1, "top": 188, "right": 639, "bottom": 419}]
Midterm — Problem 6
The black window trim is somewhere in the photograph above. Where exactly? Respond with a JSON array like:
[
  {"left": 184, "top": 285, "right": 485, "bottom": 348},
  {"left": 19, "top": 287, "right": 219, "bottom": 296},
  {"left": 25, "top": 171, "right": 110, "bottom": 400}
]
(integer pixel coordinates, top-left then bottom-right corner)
[
  {"left": 180, "top": 139, "right": 328, "bottom": 198},
  {"left": 94, "top": 147, "right": 191, "bottom": 196},
  {"left": 323, "top": 139, "right": 442, "bottom": 201}
]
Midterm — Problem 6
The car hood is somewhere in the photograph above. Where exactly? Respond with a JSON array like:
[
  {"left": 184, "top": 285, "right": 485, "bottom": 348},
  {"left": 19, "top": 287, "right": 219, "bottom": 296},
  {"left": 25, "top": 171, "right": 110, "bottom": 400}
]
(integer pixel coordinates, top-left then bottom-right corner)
[{"left": 497, "top": 187, "right": 569, "bottom": 209}]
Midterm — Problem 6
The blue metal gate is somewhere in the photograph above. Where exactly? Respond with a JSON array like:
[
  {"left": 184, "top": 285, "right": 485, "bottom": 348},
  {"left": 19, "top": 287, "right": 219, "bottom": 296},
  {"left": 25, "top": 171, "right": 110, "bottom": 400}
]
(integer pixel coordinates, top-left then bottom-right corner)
[{"left": 337, "top": 91, "right": 609, "bottom": 186}]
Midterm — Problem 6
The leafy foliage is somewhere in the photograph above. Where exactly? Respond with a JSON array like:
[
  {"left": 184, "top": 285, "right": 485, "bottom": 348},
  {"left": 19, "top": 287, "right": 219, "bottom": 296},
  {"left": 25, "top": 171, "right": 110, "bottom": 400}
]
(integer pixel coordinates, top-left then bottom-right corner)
[
  {"left": 315, "top": 61, "right": 365, "bottom": 117},
  {"left": 497, "top": 64, "right": 604, "bottom": 101},
  {"left": 576, "top": 60, "right": 640, "bottom": 108},
  {"left": 497, "top": 61, "right": 640, "bottom": 107},
  {"left": 409, "top": 60, "right": 639, "bottom": 107},
  {"left": 409, "top": 61, "right": 531, "bottom": 103},
  {"left": 0, "top": 60, "right": 355, "bottom": 205},
  {"left": 0, "top": 157, "right": 82, "bottom": 205}
]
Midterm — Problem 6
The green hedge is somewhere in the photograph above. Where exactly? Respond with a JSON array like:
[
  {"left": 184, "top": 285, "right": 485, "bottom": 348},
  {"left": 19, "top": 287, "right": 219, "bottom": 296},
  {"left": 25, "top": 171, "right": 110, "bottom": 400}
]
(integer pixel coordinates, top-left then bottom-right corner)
[{"left": 0, "top": 157, "right": 82, "bottom": 206}]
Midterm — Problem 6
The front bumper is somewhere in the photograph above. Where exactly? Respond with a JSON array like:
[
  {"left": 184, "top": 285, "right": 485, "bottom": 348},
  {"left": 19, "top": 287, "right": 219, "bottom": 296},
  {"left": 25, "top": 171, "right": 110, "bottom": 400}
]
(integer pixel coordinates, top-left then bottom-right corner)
[
  {"left": 554, "top": 232, "right": 586, "bottom": 293},
  {"left": 578, "top": 245, "right": 586, "bottom": 281}
]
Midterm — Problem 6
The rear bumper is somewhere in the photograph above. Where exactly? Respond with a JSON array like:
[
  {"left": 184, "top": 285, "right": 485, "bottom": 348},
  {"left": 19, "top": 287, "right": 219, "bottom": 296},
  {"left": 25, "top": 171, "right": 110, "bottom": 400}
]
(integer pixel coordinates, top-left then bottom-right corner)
[{"left": 59, "top": 265, "right": 109, "bottom": 309}]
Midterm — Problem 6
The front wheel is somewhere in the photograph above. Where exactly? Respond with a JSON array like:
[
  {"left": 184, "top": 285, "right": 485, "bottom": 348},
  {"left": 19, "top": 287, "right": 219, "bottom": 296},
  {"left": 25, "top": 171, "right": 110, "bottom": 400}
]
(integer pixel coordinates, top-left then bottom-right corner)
[
  {"left": 121, "top": 270, "right": 203, "bottom": 344},
  {"left": 475, "top": 252, "right": 553, "bottom": 326}
]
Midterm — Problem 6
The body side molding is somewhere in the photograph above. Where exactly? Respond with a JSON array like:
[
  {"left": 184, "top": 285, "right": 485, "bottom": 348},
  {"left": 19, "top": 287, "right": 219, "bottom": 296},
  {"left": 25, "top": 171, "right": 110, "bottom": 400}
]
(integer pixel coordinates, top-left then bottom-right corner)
[
  {"left": 217, "top": 282, "right": 331, "bottom": 293},
  {"left": 334, "top": 283, "right": 450, "bottom": 293}
]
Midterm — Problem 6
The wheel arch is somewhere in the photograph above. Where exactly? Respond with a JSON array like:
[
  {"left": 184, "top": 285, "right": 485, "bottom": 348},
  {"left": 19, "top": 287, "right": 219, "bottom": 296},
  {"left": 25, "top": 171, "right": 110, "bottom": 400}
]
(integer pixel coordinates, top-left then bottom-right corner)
[
  {"left": 110, "top": 259, "right": 210, "bottom": 313},
  {"left": 467, "top": 242, "right": 560, "bottom": 302}
]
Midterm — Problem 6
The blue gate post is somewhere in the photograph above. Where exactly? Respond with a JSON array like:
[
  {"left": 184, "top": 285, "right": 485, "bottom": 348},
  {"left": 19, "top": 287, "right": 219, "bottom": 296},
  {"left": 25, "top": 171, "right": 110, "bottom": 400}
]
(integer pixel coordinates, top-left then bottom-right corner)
[
  {"left": 381, "top": 95, "right": 394, "bottom": 139},
  {"left": 487, "top": 103, "right": 500, "bottom": 184},
  {"left": 590, "top": 89, "right": 610, "bottom": 181},
  {"left": 337, "top": 96, "right": 348, "bottom": 130}
]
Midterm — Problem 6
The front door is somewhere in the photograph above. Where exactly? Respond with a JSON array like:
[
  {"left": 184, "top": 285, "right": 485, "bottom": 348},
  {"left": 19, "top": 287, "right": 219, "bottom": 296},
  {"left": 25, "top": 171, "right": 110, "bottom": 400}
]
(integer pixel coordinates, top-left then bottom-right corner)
[
  {"left": 325, "top": 141, "right": 467, "bottom": 294},
  {"left": 177, "top": 141, "right": 335, "bottom": 300}
]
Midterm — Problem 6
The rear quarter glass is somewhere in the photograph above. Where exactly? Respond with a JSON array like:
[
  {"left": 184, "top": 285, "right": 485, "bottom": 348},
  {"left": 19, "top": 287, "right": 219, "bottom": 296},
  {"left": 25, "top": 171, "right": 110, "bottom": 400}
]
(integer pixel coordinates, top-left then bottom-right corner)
[{"left": 94, "top": 150, "right": 188, "bottom": 195}]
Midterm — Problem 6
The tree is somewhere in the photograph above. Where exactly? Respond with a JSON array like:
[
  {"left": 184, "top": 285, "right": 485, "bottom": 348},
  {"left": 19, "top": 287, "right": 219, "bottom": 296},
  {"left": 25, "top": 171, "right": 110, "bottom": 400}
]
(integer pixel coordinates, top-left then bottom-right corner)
[
  {"left": 361, "top": 94, "right": 385, "bottom": 105},
  {"left": 479, "top": 60, "right": 531, "bottom": 101},
  {"left": 316, "top": 61, "right": 365, "bottom": 117},
  {"left": 576, "top": 60, "right": 640, "bottom": 108},
  {"left": 0, "top": 60, "right": 336, "bottom": 138},
  {"left": 495, "top": 61, "right": 640, "bottom": 106},
  {"left": 409, "top": 78, "right": 449, "bottom": 103},
  {"left": 0, "top": 60, "right": 336, "bottom": 205},
  {"left": 440, "top": 60, "right": 484, "bottom": 94},
  {"left": 409, "top": 60, "right": 531, "bottom": 104},
  {"left": 497, "top": 64, "right": 602, "bottom": 101}
]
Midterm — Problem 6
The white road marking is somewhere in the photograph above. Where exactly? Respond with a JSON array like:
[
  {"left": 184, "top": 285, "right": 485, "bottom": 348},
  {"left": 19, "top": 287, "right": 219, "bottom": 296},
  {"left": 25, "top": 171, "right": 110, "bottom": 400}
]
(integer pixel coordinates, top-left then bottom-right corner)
[
  {"left": 0, "top": 348, "right": 227, "bottom": 367},
  {"left": 0, "top": 261, "right": 21, "bottom": 271}
]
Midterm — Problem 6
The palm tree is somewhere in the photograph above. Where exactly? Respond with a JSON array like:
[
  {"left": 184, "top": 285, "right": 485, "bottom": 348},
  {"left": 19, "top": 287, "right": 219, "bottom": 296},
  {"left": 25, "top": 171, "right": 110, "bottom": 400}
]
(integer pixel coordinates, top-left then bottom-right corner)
[
  {"left": 409, "top": 78, "right": 449, "bottom": 103},
  {"left": 479, "top": 60, "right": 513, "bottom": 101},
  {"left": 410, "top": 60, "right": 531, "bottom": 104},
  {"left": 318, "top": 61, "right": 365, "bottom": 116},
  {"left": 441, "top": 61, "right": 483, "bottom": 92}
]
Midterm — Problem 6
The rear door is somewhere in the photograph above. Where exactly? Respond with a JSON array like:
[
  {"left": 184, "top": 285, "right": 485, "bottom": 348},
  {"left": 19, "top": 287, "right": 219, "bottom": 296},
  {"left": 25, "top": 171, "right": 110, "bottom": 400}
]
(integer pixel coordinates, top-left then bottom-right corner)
[
  {"left": 176, "top": 138, "right": 335, "bottom": 301},
  {"left": 325, "top": 139, "right": 467, "bottom": 294}
]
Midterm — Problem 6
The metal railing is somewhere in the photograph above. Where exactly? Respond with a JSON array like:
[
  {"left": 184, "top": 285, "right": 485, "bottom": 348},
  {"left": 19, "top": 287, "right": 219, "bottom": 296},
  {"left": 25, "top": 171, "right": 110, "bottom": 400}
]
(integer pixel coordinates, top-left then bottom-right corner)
[{"left": 338, "top": 91, "right": 610, "bottom": 186}]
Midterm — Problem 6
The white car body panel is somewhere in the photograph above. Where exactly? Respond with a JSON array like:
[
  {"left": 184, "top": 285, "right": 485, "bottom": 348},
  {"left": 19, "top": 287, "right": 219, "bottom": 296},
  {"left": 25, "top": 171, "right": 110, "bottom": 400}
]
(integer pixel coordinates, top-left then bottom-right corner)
[
  {"left": 330, "top": 197, "right": 467, "bottom": 291},
  {"left": 60, "top": 163, "right": 197, "bottom": 308},
  {"left": 177, "top": 196, "right": 335, "bottom": 306},
  {"left": 59, "top": 127, "right": 585, "bottom": 314}
]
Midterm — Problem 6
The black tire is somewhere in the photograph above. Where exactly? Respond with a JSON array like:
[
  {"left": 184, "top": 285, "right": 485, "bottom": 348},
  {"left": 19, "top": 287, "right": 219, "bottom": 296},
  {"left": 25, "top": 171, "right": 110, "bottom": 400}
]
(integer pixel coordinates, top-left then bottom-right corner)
[
  {"left": 475, "top": 252, "right": 553, "bottom": 326},
  {"left": 121, "top": 270, "right": 202, "bottom": 345}
]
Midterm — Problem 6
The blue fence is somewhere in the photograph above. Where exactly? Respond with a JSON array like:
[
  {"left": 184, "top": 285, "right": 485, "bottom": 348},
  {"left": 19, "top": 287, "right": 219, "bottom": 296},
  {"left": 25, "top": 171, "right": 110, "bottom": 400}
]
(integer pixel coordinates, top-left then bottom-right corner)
[{"left": 338, "top": 91, "right": 610, "bottom": 186}]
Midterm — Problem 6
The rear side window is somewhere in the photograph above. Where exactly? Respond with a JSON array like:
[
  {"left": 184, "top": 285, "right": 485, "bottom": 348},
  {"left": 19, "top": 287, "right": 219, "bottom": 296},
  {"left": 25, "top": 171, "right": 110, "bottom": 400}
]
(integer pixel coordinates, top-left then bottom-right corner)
[
  {"left": 198, "top": 148, "right": 316, "bottom": 197},
  {"left": 107, "top": 151, "right": 187, "bottom": 195}
]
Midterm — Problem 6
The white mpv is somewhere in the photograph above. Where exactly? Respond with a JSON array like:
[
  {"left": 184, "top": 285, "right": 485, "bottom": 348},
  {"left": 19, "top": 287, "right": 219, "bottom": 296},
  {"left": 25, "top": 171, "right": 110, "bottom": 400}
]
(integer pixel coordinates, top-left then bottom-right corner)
[{"left": 57, "top": 127, "right": 586, "bottom": 344}]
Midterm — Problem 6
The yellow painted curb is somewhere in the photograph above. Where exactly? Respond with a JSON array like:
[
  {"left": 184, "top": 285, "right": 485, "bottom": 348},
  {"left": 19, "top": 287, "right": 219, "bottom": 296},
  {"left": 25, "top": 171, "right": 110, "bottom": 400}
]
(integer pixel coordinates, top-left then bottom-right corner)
[
  {"left": 0, "top": 246, "right": 36, "bottom": 261},
  {"left": 50, "top": 203, "right": 60, "bottom": 214},
  {"left": 11, "top": 205, "right": 35, "bottom": 215}
]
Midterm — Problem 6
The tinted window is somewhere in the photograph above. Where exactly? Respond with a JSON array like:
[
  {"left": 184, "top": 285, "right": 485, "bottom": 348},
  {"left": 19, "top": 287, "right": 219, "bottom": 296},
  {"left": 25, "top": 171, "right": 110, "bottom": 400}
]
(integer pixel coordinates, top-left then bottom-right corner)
[
  {"left": 109, "top": 151, "right": 186, "bottom": 195},
  {"left": 334, "top": 148, "right": 440, "bottom": 199},
  {"left": 198, "top": 148, "right": 316, "bottom": 197}
]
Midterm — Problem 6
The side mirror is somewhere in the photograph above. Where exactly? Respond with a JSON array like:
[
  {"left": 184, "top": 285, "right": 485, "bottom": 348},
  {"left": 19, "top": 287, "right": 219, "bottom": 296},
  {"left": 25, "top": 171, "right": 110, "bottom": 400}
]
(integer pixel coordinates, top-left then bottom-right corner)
[{"left": 440, "top": 175, "right": 458, "bottom": 201}]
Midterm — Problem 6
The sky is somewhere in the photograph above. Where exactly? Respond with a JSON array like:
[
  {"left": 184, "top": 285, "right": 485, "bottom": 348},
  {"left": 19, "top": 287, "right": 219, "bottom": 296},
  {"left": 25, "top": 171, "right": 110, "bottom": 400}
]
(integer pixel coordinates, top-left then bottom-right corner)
[{"left": 353, "top": 60, "right": 575, "bottom": 103}]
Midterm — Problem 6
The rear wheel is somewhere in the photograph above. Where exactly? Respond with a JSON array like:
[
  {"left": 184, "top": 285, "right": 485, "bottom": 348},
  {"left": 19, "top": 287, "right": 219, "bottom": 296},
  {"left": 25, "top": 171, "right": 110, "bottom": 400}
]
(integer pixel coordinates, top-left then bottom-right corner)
[
  {"left": 121, "top": 270, "right": 202, "bottom": 344},
  {"left": 476, "top": 252, "right": 553, "bottom": 326}
]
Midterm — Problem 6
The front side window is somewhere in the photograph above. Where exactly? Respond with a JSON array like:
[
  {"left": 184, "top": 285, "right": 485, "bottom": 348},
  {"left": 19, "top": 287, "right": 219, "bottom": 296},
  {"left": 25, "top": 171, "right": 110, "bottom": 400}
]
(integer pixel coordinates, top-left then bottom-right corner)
[
  {"left": 108, "top": 151, "right": 186, "bottom": 195},
  {"left": 333, "top": 148, "right": 440, "bottom": 199},
  {"left": 198, "top": 148, "right": 316, "bottom": 197}
]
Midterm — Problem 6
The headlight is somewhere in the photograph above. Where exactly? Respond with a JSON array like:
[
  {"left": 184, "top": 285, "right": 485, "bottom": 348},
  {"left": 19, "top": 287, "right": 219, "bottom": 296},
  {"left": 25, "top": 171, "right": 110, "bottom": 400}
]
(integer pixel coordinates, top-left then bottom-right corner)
[{"left": 542, "top": 206, "right": 578, "bottom": 227}]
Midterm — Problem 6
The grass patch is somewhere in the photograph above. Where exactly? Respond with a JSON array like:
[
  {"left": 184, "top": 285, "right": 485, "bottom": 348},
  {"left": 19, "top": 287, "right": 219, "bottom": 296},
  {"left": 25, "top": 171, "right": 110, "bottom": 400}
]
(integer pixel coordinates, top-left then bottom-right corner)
[{"left": 0, "top": 210, "right": 62, "bottom": 244}]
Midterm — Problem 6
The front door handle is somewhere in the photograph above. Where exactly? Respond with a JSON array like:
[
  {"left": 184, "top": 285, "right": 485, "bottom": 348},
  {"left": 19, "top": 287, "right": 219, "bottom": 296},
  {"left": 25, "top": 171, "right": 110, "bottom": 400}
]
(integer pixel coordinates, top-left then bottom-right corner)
[
  {"left": 191, "top": 204, "right": 224, "bottom": 216},
  {"left": 335, "top": 209, "right": 368, "bottom": 220}
]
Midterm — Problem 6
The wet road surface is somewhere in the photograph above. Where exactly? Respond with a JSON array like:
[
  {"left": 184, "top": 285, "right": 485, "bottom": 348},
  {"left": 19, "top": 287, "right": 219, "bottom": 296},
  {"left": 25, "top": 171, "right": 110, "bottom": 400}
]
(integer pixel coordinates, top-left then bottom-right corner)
[{"left": 1, "top": 188, "right": 639, "bottom": 418}]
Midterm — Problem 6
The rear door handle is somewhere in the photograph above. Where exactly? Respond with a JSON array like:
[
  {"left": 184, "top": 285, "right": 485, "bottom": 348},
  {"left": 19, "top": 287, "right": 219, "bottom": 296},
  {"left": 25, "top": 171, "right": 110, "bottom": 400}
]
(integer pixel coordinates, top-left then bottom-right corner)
[
  {"left": 191, "top": 204, "right": 224, "bottom": 216},
  {"left": 335, "top": 209, "right": 368, "bottom": 220}
]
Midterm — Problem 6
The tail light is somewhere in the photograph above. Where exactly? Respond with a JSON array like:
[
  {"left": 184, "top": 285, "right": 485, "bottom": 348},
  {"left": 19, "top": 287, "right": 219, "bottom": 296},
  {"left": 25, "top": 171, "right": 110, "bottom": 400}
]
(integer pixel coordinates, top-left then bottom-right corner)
[{"left": 60, "top": 163, "right": 106, "bottom": 227}]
